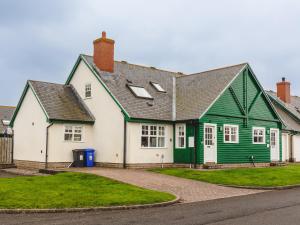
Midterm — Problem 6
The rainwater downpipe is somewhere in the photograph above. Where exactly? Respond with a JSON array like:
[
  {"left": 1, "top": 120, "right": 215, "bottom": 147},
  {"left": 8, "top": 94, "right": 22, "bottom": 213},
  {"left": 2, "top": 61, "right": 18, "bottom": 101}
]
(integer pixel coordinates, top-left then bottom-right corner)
[
  {"left": 123, "top": 117, "right": 127, "bottom": 169},
  {"left": 45, "top": 123, "right": 53, "bottom": 169}
]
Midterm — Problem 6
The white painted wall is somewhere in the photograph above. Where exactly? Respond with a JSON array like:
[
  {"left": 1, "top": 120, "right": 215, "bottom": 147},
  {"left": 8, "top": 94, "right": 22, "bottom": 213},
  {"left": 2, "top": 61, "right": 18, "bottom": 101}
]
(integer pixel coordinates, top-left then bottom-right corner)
[
  {"left": 126, "top": 123, "right": 174, "bottom": 164},
  {"left": 281, "top": 133, "right": 289, "bottom": 162},
  {"left": 69, "top": 60, "right": 124, "bottom": 164},
  {"left": 47, "top": 123, "right": 94, "bottom": 162},
  {"left": 13, "top": 87, "right": 49, "bottom": 162},
  {"left": 292, "top": 135, "right": 300, "bottom": 162}
]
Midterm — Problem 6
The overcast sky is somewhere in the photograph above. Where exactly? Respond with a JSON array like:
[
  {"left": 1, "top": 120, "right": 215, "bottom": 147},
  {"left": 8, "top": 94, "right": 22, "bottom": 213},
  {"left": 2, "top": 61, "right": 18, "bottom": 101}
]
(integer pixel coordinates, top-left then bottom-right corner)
[{"left": 1, "top": 0, "right": 300, "bottom": 106}]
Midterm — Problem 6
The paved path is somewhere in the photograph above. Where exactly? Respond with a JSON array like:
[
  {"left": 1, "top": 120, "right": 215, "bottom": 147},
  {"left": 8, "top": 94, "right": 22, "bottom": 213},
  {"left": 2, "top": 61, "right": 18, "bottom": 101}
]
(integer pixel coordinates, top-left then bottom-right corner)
[
  {"left": 65, "top": 168, "right": 263, "bottom": 202},
  {"left": 2, "top": 187, "right": 300, "bottom": 225}
]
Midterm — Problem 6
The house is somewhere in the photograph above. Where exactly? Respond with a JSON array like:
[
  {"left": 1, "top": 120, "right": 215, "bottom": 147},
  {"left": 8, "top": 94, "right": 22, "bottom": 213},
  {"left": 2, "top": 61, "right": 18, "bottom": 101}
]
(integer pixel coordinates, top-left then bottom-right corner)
[
  {"left": 10, "top": 32, "right": 283, "bottom": 169},
  {"left": 267, "top": 78, "right": 300, "bottom": 162},
  {"left": 0, "top": 106, "right": 15, "bottom": 135}
]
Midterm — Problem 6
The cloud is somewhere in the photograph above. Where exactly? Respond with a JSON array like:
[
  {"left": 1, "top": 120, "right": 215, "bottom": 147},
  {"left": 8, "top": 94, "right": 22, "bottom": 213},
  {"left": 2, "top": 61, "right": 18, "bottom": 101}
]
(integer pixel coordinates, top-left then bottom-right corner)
[{"left": 1, "top": 0, "right": 300, "bottom": 105}]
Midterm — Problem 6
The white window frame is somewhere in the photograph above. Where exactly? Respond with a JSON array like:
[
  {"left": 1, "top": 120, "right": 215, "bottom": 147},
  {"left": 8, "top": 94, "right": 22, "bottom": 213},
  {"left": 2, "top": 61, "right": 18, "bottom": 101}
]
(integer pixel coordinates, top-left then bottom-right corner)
[
  {"left": 150, "top": 82, "right": 166, "bottom": 92},
  {"left": 128, "top": 85, "right": 153, "bottom": 99},
  {"left": 175, "top": 124, "right": 186, "bottom": 148},
  {"left": 64, "top": 125, "right": 84, "bottom": 142},
  {"left": 223, "top": 124, "right": 239, "bottom": 144},
  {"left": 252, "top": 127, "right": 265, "bottom": 144},
  {"left": 85, "top": 83, "right": 92, "bottom": 99},
  {"left": 140, "top": 124, "right": 167, "bottom": 149}
]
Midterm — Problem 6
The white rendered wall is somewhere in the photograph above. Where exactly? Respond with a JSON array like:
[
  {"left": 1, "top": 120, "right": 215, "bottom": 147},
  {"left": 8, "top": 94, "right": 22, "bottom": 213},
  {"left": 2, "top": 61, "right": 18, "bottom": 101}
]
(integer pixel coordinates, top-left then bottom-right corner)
[
  {"left": 292, "top": 135, "right": 300, "bottom": 162},
  {"left": 47, "top": 123, "right": 94, "bottom": 162},
  {"left": 281, "top": 133, "right": 289, "bottom": 162},
  {"left": 126, "top": 123, "right": 174, "bottom": 164},
  {"left": 69, "top": 60, "right": 124, "bottom": 164},
  {"left": 13, "top": 87, "right": 49, "bottom": 162}
]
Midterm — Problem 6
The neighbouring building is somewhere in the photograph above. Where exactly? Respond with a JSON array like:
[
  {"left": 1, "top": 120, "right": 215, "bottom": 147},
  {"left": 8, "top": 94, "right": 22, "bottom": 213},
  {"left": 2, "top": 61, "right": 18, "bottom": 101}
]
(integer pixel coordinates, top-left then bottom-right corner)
[
  {"left": 0, "top": 106, "right": 15, "bottom": 135},
  {"left": 10, "top": 32, "right": 283, "bottom": 169},
  {"left": 267, "top": 78, "right": 300, "bottom": 162}
]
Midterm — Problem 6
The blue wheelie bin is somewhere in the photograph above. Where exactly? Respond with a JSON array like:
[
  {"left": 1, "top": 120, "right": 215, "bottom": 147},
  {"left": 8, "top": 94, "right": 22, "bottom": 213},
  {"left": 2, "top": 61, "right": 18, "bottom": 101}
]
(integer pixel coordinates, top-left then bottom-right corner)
[{"left": 85, "top": 148, "right": 95, "bottom": 167}]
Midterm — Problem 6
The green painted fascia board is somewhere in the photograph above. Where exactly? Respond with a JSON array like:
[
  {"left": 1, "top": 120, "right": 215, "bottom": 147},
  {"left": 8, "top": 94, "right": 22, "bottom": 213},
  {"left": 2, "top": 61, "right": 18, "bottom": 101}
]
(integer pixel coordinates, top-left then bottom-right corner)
[
  {"left": 268, "top": 94, "right": 300, "bottom": 123},
  {"left": 247, "top": 65, "right": 284, "bottom": 125},
  {"left": 65, "top": 55, "right": 130, "bottom": 119},
  {"left": 9, "top": 82, "right": 49, "bottom": 127},
  {"left": 126, "top": 117, "right": 174, "bottom": 124},
  {"left": 49, "top": 119, "right": 95, "bottom": 125}
]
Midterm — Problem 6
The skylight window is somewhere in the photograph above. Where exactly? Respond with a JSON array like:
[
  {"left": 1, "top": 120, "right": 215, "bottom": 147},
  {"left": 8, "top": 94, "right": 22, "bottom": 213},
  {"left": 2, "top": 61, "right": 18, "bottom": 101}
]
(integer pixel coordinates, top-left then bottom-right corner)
[
  {"left": 128, "top": 85, "right": 153, "bottom": 99},
  {"left": 150, "top": 82, "right": 166, "bottom": 92},
  {"left": 2, "top": 120, "right": 10, "bottom": 126}
]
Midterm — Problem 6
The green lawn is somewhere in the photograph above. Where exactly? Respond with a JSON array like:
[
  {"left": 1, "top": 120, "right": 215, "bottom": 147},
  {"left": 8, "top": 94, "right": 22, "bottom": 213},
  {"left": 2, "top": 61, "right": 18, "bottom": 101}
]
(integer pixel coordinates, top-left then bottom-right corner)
[
  {"left": 0, "top": 172, "right": 175, "bottom": 209},
  {"left": 151, "top": 164, "right": 300, "bottom": 187}
]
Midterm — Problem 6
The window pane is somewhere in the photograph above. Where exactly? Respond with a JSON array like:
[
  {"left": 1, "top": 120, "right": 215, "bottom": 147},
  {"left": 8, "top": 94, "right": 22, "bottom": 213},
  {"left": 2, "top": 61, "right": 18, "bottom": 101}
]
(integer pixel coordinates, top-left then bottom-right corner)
[
  {"left": 64, "top": 134, "right": 72, "bottom": 141},
  {"left": 85, "top": 84, "right": 91, "bottom": 98},
  {"left": 150, "top": 137, "right": 157, "bottom": 147},
  {"left": 141, "top": 136, "right": 148, "bottom": 147},
  {"left": 74, "top": 134, "right": 82, "bottom": 142},
  {"left": 225, "top": 134, "right": 230, "bottom": 142},
  {"left": 129, "top": 85, "right": 152, "bottom": 98},
  {"left": 158, "top": 137, "right": 165, "bottom": 147},
  {"left": 142, "top": 125, "right": 148, "bottom": 135},
  {"left": 231, "top": 134, "right": 236, "bottom": 142},
  {"left": 150, "top": 126, "right": 157, "bottom": 135}
]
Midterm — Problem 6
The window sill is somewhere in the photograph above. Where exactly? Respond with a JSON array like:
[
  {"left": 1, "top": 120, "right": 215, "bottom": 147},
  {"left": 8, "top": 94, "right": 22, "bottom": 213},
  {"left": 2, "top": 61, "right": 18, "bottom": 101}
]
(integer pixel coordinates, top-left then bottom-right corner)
[
  {"left": 140, "top": 147, "right": 168, "bottom": 149},
  {"left": 84, "top": 97, "right": 92, "bottom": 100},
  {"left": 252, "top": 142, "right": 266, "bottom": 145}
]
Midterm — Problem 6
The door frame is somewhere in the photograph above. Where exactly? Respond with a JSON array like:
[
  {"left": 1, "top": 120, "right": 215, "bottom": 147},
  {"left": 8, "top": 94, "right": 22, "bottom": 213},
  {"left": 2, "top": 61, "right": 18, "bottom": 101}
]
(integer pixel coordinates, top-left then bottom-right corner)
[
  {"left": 203, "top": 123, "right": 217, "bottom": 163},
  {"left": 270, "top": 128, "right": 280, "bottom": 161}
]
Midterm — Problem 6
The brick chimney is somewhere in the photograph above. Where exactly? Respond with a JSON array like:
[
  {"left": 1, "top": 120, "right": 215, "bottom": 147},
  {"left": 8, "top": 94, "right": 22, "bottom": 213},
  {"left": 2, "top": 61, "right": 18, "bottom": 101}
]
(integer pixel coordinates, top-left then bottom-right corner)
[
  {"left": 277, "top": 77, "right": 291, "bottom": 103},
  {"left": 93, "top": 31, "right": 115, "bottom": 73}
]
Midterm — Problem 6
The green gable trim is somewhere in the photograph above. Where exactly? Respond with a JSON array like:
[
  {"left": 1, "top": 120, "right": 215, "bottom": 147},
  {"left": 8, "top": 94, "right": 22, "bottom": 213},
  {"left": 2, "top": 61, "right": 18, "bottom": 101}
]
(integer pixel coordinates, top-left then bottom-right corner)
[
  {"left": 202, "top": 64, "right": 283, "bottom": 126},
  {"left": 65, "top": 55, "right": 130, "bottom": 119},
  {"left": 268, "top": 94, "right": 300, "bottom": 124},
  {"left": 10, "top": 82, "right": 50, "bottom": 127}
]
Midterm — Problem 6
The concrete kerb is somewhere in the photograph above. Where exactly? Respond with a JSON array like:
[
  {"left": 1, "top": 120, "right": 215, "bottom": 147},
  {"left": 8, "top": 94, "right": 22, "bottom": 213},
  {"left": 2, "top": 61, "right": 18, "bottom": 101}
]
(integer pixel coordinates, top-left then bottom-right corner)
[
  {"left": 0, "top": 196, "right": 181, "bottom": 214},
  {"left": 219, "top": 184, "right": 300, "bottom": 190}
]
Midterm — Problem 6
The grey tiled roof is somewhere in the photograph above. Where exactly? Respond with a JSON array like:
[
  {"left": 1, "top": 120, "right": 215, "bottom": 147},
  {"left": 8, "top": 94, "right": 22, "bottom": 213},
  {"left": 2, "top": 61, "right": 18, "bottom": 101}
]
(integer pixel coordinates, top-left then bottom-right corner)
[
  {"left": 0, "top": 106, "right": 15, "bottom": 133},
  {"left": 29, "top": 80, "right": 94, "bottom": 123},
  {"left": 266, "top": 91, "right": 300, "bottom": 132},
  {"left": 176, "top": 63, "right": 247, "bottom": 120},
  {"left": 83, "top": 55, "right": 246, "bottom": 121}
]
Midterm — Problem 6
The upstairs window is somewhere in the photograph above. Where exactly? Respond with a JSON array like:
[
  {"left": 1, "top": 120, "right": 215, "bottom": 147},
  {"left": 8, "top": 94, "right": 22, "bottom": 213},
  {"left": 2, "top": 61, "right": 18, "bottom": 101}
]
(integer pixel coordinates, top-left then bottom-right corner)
[
  {"left": 176, "top": 124, "right": 186, "bottom": 148},
  {"left": 141, "top": 124, "right": 166, "bottom": 148},
  {"left": 252, "top": 127, "right": 265, "bottom": 144},
  {"left": 85, "top": 83, "right": 92, "bottom": 98},
  {"left": 128, "top": 85, "right": 153, "bottom": 99},
  {"left": 224, "top": 124, "right": 239, "bottom": 143},
  {"left": 150, "top": 82, "right": 166, "bottom": 92}
]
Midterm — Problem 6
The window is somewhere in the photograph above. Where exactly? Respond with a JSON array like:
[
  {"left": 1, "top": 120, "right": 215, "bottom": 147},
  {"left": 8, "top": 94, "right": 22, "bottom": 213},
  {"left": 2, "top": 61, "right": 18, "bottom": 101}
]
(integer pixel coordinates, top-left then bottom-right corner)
[
  {"left": 64, "top": 126, "right": 73, "bottom": 141},
  {"left": 270, "top": 131, "right": 276, "bottom": 147},
  {"left": 85, "top": 83, "right": 92, "bottom": 98},
  {"left": 141, "top": 124, "right": 166, "bottom": 148},
  {"left": 2, "top": 120, "right": 10, "bottom": 126},
  {"left": 176, "top": 124, "right": 186, "bottom": 148},
  {"left": 64, "top": 125, "right": 83, "bottom": 142},
  {"left": 224, "top": 125, "right": 239, "bottom": 143},
  {"left": 150, "top": 82, "right": 166, "bottom": 92},
  {"left": 252, "top": 127, "right": 265, "bottom": 144},
  {"left": 128, "top": 85, "right": 153, "bottom": 99}
]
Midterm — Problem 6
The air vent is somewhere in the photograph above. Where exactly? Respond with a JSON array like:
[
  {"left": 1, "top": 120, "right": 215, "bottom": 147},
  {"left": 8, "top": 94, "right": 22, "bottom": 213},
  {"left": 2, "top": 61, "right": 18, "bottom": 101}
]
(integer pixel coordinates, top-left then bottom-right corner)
[{"left": 150, "top": 66, "right": 156, "bottom": 69}]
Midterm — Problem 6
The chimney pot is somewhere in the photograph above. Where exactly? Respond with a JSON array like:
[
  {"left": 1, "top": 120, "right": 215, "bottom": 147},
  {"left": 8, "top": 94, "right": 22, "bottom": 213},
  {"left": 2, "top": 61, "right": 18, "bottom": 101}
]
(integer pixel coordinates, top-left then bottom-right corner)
[
  {"left": 102, "top": 31, "right": 106, "bottom": 38},
  {"left": 277, "top": 77, "right": 291, "bottom": 103},
  {"left": 93, "top": 31, "right": 115, "bottom": 73}
]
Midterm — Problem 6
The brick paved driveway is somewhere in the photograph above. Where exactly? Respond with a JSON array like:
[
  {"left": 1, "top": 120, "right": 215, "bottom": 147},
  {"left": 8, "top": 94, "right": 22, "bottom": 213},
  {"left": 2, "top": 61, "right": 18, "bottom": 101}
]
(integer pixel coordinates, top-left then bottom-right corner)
[{"left": 66, "top": 168, "right": 264, "bottom": 203}]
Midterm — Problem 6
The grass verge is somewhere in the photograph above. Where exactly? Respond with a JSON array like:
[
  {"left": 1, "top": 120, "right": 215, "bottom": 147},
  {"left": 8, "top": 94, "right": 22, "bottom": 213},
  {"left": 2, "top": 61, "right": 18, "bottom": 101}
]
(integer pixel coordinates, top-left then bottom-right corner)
[
  {"left": 0, "top": 172, "right": 175, "bottom": 209},
  {"left": 150, "top": 164, "right": 300, "bottom": 187}
]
